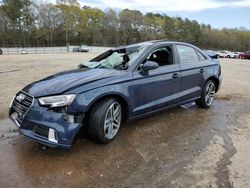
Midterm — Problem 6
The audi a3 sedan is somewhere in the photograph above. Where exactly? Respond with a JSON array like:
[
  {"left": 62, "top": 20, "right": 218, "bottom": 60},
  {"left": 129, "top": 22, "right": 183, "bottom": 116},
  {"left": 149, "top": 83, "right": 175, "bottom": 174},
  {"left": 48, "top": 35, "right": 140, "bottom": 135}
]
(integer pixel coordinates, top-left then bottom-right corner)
[{"left": 9, "top": 41, "right": 222, "bottom": 148}]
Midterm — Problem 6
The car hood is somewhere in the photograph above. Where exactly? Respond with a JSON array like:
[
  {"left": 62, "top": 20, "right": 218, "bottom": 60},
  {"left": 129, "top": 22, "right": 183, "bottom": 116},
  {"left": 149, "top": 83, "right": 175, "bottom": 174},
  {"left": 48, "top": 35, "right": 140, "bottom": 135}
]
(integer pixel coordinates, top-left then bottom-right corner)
[{"left": 23, "top": 68, "right": 122, "bottom": 97}]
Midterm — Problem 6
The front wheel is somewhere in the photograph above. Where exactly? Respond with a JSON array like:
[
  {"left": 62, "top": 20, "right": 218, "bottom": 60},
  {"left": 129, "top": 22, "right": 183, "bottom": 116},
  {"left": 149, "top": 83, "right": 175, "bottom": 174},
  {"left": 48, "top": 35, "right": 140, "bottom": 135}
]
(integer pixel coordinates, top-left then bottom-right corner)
[
  {"left": 196, "top": 80, "right": 216, "bottom": 108},
  {"left": 88, "top": 98, "right": 122, "bottom": 143}
]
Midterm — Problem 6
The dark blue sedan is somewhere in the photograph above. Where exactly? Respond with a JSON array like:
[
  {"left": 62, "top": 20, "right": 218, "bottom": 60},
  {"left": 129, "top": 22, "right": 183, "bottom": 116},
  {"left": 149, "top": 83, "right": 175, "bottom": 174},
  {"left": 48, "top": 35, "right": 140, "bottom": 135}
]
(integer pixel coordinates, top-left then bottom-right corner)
[{"left": 9, "top": 41, "right": 222, "bottom": 148}]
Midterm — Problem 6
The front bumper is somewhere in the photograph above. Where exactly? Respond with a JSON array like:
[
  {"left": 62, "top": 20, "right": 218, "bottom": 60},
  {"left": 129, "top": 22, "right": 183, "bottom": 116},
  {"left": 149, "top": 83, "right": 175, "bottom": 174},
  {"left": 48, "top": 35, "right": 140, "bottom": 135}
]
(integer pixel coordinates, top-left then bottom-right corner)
[{"left": 9, "top": 99, "right": 83, "bottom": 149}]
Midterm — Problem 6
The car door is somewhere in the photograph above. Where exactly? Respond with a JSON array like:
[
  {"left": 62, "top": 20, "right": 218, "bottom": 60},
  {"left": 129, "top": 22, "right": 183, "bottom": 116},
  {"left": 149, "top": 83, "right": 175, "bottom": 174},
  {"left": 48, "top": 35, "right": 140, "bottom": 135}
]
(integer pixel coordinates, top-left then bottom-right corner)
[
  {"left": 175, "top": 44, "right": 208, "bottom": 103},
  {"left": 130, "top": 45, "right": 181, "bottom": 117}
]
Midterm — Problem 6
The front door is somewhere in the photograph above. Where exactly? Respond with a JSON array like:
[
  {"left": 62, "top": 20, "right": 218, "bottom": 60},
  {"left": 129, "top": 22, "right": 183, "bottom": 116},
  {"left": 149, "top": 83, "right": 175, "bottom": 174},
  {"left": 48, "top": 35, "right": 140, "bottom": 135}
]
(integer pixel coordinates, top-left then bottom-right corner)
[{"left": 130, "top": 46, "right": 181, "bottom": 117}]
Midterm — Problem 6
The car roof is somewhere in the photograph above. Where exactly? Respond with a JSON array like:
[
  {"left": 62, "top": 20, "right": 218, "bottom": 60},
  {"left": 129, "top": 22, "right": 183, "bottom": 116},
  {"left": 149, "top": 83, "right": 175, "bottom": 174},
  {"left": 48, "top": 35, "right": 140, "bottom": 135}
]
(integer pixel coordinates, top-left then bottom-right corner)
[{"left": 116, "top": 40, "right": 194, "bottom": 50}]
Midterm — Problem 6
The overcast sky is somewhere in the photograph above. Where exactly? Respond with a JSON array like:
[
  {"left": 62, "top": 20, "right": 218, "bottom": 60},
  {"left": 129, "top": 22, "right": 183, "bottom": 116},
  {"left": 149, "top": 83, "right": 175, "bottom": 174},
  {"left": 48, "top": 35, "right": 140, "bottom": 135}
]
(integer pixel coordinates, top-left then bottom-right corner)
[{"left": 51, "top": 0, "right": 250, "bottom": 29}]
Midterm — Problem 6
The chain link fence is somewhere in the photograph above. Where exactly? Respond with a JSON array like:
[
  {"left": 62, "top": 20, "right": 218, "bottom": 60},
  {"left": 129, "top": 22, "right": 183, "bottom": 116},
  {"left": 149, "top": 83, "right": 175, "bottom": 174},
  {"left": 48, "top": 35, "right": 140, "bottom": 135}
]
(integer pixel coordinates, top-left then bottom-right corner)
[{"left": 0, "top": 46, "right": 112, "bottom": 55}]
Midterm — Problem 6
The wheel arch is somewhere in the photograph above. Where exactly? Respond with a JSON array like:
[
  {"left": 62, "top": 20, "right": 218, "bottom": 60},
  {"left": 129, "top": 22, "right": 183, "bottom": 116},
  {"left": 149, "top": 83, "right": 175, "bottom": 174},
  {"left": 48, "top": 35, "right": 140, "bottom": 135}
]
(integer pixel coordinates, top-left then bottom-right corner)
[
  {"left": 206, "top": 76, "right": 219, "bottom": 92},
  {"left": 85, "top": 93, "right": 130, "bottom": 122}
]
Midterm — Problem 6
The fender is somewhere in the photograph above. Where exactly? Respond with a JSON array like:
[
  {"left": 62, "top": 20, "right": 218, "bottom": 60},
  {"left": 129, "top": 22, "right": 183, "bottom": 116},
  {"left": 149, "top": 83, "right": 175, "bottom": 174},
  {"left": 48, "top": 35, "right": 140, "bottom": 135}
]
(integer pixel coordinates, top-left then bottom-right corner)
[{"left": 67, "top": 85, "right": 131, "bottom": 116}]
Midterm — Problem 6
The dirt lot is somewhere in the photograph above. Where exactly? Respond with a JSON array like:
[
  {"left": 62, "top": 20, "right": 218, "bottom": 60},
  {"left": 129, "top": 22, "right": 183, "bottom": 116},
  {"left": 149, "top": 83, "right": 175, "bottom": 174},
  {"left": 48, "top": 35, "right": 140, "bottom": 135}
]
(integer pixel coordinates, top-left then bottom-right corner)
[{"left": 0, "top": 54, "right": 250, "bottom": 187}]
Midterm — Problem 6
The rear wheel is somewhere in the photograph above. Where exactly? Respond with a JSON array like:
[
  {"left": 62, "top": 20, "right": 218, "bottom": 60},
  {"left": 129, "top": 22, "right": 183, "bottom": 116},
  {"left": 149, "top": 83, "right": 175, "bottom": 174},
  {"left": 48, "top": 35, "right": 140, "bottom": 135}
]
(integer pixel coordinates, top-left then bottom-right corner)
[
  {"left": 196, "top": 80, "right": 216, "bottom": 108},
  {"left": 88, "top": 98, "right": 122, "bottom": 143}
]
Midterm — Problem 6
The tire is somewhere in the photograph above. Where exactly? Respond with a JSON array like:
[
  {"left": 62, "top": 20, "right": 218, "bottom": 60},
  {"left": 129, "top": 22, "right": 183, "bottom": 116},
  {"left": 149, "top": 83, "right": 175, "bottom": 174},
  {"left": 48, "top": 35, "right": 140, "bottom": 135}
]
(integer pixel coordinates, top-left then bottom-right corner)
[
  {"left": 196, "top": 80, "right": 216, "bottom": 108},
  {"left": 87, "top": 98, "right": 122, "bottom": 143},
  {"left": 227, "top": 55, "right": 230, "bottom": 58}
]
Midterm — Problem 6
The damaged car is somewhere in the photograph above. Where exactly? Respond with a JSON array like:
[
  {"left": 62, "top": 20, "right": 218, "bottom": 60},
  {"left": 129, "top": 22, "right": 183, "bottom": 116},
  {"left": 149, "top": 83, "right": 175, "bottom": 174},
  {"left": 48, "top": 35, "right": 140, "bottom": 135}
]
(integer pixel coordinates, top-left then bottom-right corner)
[{"left": 9, "top": 40, "right": 222, "bottom": 148}]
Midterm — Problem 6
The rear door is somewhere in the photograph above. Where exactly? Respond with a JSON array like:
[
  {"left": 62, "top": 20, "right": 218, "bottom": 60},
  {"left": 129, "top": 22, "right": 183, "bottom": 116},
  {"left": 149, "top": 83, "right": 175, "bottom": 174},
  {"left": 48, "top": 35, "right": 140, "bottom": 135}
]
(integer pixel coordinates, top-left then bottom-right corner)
[{"left": 175, "top": 44, "right": 208, "bottom": 102}]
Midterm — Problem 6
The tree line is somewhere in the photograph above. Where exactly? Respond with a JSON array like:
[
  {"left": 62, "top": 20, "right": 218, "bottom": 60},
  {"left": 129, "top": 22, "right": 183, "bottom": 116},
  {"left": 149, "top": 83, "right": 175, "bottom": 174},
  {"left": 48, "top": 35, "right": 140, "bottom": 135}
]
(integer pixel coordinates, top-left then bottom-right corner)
[{"left": 0, "top": 0, "right": 250, "bottom": 51}]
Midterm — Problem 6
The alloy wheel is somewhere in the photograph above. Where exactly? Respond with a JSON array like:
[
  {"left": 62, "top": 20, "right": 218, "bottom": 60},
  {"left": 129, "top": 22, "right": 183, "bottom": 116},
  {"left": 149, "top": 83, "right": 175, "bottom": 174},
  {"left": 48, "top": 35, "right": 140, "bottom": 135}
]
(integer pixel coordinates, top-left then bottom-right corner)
[
  {"left": 205, "top": 82, "right": 216, "bottom": 106},
  {"left": 104, "top": 102, "right": 122, "bottom": 139}
]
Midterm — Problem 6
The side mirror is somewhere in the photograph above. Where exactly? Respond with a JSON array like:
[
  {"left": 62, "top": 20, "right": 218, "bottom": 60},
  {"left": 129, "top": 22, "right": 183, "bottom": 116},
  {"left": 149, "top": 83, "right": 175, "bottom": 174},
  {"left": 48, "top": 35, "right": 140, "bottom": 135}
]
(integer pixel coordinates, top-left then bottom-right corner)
[{"left": 141, "top": 61, "right": 159, "bottom": 71}]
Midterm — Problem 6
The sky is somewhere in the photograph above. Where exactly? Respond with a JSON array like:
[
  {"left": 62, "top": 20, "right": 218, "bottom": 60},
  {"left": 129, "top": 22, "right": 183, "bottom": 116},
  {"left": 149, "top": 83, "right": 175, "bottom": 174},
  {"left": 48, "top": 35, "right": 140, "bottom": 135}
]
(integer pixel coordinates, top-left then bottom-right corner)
[{"left": 52, "top": 0, "right": 250, "bottom": 29}]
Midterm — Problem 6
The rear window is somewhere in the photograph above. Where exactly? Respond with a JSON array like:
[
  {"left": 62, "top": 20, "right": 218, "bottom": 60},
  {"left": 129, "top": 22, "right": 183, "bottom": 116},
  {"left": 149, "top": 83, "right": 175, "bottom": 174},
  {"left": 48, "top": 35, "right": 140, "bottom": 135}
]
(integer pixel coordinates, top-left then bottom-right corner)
[
  {"left": 176, "top": 45, "right": 199, "bottom": 64},
  {"left": 196, "top": 50, "right": 207, "bottom": 60}
]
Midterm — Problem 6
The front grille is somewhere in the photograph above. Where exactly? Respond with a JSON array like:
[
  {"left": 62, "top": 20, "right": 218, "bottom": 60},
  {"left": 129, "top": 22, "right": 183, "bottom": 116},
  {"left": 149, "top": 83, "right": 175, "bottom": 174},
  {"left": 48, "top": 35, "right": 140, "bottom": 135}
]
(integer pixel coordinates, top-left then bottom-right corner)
[
  {"left": 11, "top": 91, "right": 33, "bottom": 124},
  {"left": 34, "top": 126, "right": 49, "bottom": 138}
]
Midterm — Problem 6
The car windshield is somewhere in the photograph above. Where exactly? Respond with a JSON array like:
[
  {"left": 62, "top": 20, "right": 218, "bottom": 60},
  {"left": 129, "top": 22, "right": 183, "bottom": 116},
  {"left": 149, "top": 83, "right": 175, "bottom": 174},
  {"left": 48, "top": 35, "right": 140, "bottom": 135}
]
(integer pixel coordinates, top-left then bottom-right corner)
[{"left": 79, "top": 45, "right": 146, "bottom": 70}]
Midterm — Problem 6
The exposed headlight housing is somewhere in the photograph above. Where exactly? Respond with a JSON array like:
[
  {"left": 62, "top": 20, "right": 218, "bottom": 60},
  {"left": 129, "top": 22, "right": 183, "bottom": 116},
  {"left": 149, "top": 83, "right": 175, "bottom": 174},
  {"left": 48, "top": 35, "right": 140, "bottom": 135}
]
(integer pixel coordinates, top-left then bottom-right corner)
[{"left": 38, "top": 94, "right": 76, "bottom": 108}]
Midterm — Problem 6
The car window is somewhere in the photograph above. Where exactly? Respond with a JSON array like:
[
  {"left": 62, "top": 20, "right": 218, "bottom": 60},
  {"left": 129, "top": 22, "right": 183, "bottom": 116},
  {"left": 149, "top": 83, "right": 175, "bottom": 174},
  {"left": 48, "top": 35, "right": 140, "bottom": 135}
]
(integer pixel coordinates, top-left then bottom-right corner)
[
  {"left": 144, "top": 46, "right": 173, "bottom": 67},
  {"left": 81, "top": 45, "right": 146, "bottom": 70},
  {"left": 176, "top": 45, "right": 199, "bottom": 64},
  {"left": 196, "top": 50, "right": 207, "bottom": 61}
]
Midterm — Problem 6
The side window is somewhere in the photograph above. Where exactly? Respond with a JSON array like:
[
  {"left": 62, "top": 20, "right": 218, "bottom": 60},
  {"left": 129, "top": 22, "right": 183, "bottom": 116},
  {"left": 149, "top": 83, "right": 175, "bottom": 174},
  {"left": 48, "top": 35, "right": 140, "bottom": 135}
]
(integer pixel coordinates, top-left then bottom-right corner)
[
  {"left": 176, "top": 45, "right": 199, "bottom": 64},
  {"left": 196, "top": 50, "right": 207, "bottom": 61},
  {"left": 144, "top": 46, "right": 173, "bottom": 67}
]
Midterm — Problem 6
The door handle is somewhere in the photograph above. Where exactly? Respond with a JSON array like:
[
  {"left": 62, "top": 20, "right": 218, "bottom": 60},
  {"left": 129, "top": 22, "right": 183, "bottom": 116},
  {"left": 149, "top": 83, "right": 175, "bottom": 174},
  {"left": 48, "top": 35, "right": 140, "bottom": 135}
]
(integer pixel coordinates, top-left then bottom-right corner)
[
  {"left": 172, "top": 73, "right": 179, "bottom": 79},
  {"left": 200, "top": 68, "right": 204, "bottom": 73}
]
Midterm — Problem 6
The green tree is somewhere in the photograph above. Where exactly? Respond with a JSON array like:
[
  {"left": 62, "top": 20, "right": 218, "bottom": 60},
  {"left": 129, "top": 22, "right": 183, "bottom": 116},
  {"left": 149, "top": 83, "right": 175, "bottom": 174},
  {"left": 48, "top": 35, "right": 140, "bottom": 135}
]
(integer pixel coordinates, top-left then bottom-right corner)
[{"left": 0, "top": 0, "right": 250, "bottom": 51}]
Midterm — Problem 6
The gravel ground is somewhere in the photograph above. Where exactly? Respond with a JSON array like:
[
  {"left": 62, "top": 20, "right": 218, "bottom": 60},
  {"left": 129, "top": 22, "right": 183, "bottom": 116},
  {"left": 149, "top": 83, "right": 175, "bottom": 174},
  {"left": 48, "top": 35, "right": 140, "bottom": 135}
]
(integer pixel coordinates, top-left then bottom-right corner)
[
  {"left": 0, "top": 54, "right": 250, "bottom": 187},
  {"left": 0, "top": 53, "right": 98, "bottom": 118}
]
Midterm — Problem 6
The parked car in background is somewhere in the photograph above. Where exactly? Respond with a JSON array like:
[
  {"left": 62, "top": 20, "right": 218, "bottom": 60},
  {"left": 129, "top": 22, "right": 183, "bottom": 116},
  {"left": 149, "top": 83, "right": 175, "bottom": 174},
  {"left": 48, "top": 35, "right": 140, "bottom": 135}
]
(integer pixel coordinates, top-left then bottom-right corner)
[
  {"left": 239, "top": 51, "right": 250, "bottom": 59},
  {"left": 9, "top": 40, "right": 222, "bottom": 148},
  {"left": 217, "top": 51, "right": 228, "bottom": 58},
  {"left": 73, "top": 45, "right": 89, "bottom": 52},
  {"left": 0, "top": 48, "right": 3, "bottom": 55},
  {"left": 21, "top": 49, "right": 28, "bottom": 54},
  {"left": 217, "top": 51, "right": 236, "bottom": 58},
  {"left": 232, "top": 52, "right": 240, "bottom": 59},
  {"left": 225, "top": 51, "right": 235, "bottom": 58}
]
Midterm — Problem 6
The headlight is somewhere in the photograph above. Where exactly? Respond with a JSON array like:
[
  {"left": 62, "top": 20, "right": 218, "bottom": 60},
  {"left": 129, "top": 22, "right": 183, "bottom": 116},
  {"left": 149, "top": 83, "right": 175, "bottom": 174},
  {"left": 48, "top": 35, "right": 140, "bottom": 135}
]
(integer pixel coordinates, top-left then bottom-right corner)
[{"left": 38, "top": 94, "right": 76, "bottom": 108}]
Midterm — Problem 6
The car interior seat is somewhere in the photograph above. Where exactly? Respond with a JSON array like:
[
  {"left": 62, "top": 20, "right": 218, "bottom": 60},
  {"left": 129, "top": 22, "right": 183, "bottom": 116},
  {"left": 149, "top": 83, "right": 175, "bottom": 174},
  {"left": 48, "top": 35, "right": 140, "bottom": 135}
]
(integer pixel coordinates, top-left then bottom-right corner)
[{"left": 149, "top": 50, "right": 172, "bottom": 66}]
